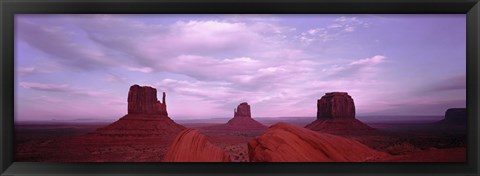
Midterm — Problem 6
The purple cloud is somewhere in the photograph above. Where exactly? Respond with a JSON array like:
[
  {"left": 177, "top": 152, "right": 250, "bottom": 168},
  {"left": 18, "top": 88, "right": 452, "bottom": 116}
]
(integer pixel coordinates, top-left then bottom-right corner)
[
  {"left": 104, "top": 73, "right": 128, "bottom": 83},
  {"left": 16, "top": 67, "right": 36, "bottom": 76},
  {"left": 16, "top": 20, "right": 116, "bottom": 70},
  {"left": 297, "top": 16, "right": 369, "bottom": 45},
  {"left": 19, "top": 81, "right": 110, "bottom": 97},
  {"left": 15, "top": 14, "right": 466, "bottom": 120},
  {"left": 423, "top": 75, "right": 466, "bottom": 92},
  {"left": 363, "top": 99, "right": 465, "bottom": 116},
  {"left": 19, "top": 82, "right": 70, "bottom": 92},
  {"left": 325, "top": 55, "right": 387, "bottom": 79},
  {"left": 350, "top": 55, "right": 386, "bottom": 65}
]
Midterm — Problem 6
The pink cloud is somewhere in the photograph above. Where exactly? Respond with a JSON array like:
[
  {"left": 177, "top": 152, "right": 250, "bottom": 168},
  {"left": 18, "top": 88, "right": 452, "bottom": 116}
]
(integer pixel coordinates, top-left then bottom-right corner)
[
  {"left": 124, "top": 66, "right": 154, "bottom": 73},
  {"left": 16, "top": 67, "right": 35, "bottom": 76},
  {"left": 18, "top": 82, "right": 125, "bottom": 121},
  {"left": 298, "top": 16, "right": 369, "bottom": 45},
  {"left": 350, "top": 55, "right": 386, "bottom": 65},
  {"left": 16, "top": 15, "right": 464, "bottom": 119},
  {"left": 20, "top": 82, "right": 70, "bottom": 92},
  {"left": 17, "top": 15, "right": 395, "bottom": 118},
  {"left": 19, "top": 81, "right": 111, "bottom": 97},
  {"left": 104, "top": 73, "right": 128, "bottom": 83},
  {"left": 17, "top": 20, "right": 118, "bottom": 70}
]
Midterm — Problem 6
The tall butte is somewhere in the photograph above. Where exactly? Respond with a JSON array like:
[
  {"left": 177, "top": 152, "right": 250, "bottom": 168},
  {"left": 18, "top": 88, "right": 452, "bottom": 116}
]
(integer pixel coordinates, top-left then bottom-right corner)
[
  {"left": 438, "top": 108, "right": 467, "bottom": 126},
  {"left": 305, "top": 92, "right": 375, "bottom": 135},
  {"left": 208, "top": 102, "right": 267, "bottom": 130},
  {"left": 225, "top": 102, "right": 267, "bottom": 130},
  {"left": 95, "top": 85, "right": 185, "bottom": 136},
  {"left": 127, "top": 85, "right": 168, "bottom": 115}
]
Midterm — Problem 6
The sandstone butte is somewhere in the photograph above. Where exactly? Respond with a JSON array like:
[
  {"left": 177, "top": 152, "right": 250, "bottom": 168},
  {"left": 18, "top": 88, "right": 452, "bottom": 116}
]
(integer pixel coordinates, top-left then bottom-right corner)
[
  {"left": 248, "top": 122, "right": 389, "bottom": 162},
  {"left": 305, "top": 92, "right": 375, "bottom": 134},
  {"left": 438, "top": 108, "right": 467, "bottom": 125},
  {"left": 163, "top": 129, "right": 231, "bottom": 162},
  {"left": 223, "top": 102, "right": 267, "bottom": 130},
  {"left": 127, "top": 84, "right": 168, "bottom": 115},
  {"left": 95, "top": 84, "right": 185, "bottom": 136}
]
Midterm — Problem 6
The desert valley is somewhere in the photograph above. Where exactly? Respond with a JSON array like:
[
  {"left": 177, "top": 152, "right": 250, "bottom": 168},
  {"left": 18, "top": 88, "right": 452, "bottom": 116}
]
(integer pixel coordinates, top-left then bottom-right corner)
[{"left": 15, "top": 85, "right": 466, "bottom": 162}]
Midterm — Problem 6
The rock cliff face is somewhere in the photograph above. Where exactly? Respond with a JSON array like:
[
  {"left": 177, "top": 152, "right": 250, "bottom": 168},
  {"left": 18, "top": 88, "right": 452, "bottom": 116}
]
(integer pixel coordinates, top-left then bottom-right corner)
[
  {"left": 306, "top": 92, "right": 375, "bottom": 135},
  {"left": 95, "top": 85, "right": 185, "bottom": 137},
  {"left": 128, "top": 85, "right": 167, "bottom": 115},
  {"left": 317, "top": 92, "right": 355, "bottom": 119},
  {"left": 438, "top": 108, "right": 467, "bottom": 125},
  {"left": 248, "top": 123, "right": 388, "bottom": 162},
  {"left": 445, "top": 108, "right": 466, "bottom": 120},
  {"left": 305, "top": 118, "right": 376, "bottom": 135},
  {"left": 205, "top": 102, "right": 266, "bottom": 131},
  {"left": 234, "top": 102, "right": 251, "bottom": 118},
  {"left": 163, "top": 129, "right": 231, "bottom": 162},
  {"left": 224, "top": 102, "right": 266, "bottom": 130},
  {"left": 95, "top": 114, "right": 185, "bottom": 136}
]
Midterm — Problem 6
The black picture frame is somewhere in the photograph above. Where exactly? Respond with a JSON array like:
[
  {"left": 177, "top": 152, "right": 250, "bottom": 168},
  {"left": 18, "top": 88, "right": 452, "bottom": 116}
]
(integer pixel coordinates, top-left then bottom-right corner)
[{"left": 1, "top": 0, "right": 479, "bottom": 175}]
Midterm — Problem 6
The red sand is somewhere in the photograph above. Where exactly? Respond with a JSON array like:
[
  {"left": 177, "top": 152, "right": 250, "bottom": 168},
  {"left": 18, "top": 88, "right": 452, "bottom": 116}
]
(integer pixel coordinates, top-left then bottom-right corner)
[
  {"left": 372, "top": 147, "right": 466, "bottom": 162},
  {"left": 95, "top": 114, "right": 185, "bottom": 136},
  {"left": 15, "top": 120, "right": 466, "bottom": 162},
  {"left": 306, "top": 118, "right": 377, "bottom": 135}
]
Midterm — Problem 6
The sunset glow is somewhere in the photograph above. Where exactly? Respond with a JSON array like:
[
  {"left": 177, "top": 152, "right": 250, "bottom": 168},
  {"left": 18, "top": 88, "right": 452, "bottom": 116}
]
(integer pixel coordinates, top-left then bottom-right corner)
[{"left": 15, "top": 14, "right": 466, "bottom": 121}]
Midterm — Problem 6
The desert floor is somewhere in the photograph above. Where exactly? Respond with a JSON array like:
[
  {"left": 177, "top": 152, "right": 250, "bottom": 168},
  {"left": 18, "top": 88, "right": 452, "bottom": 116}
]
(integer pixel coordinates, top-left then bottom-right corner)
[{"left": 15, "top": 119, "right": 466, "bottom": 162}]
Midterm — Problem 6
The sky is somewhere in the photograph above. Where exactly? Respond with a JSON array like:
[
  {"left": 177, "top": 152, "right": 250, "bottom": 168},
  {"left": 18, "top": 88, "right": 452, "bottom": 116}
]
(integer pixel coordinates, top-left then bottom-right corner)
[{"left": 14, "top": 14, "right": 466, "bottom": 122}]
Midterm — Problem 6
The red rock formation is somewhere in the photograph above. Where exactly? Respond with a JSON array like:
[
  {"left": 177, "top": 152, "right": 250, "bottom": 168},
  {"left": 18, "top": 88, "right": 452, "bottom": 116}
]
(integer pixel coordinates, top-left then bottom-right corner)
[
  {"left": 95, "top": 85, "right": 185, "bottom": 137},
  {"left": 164, "top": 129, "right": 231, "bottom": 162},
  {"left": 234, "top": 102, "right": 251, "bottom": 118},
  {"left": 438, "top": 108, "right": 467, "bottom": 125},
  {"left": 305, "top": 118, "right": 376, "bottom": 135},
  {"left": 128, "top": 84, "right": 167, "bottom": 115},
  {"left": 208, "top": 102, "right": 267, "bottom": 130},
  {"left": 249, "top": 123, "right": 388, "bottom": 162},
  {"left": 306, "top": 92, "right": 375, "bottom": 135},
  {"left": 224, "top": 117, "right": 267, "bottom": 130},
  {"left": 95, "top": 114, "right": 185, "bottom": 136},
  {"left": 317, "top": 92, "right": 355, "bottom": 119}
]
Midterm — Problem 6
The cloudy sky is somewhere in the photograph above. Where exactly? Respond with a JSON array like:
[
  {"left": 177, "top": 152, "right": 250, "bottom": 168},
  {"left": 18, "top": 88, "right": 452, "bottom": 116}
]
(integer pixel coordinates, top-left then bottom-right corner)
[{"left": 15, "top": 14, "right": 466, "bottom": 122}]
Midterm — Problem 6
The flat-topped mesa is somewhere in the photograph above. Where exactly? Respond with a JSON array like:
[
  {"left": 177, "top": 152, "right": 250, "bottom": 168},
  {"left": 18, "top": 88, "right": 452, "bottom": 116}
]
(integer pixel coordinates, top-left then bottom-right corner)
[
  {"left": 439, "top": 108, "right": 467, "bottom": 125},
  {"left": 307, "top": 92, "right": 376, "bottom": 135},
  {"left": 127, "top": 84, "right": 167, "bottom": 115},
  {"left": 317, "top": 92, "right": 355, "bottom": 119},
  {"left": 207, "top": 102, "right": 266, "bottom": 130},
  {"left": 94, "top": 85, "right": 185, "bottom": 137},
  {"left": 445, "top": 108, "right": 466, "bottom": 120},
  {"left": 234, "top": 102, "right": 251, "bottom": 118}
]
